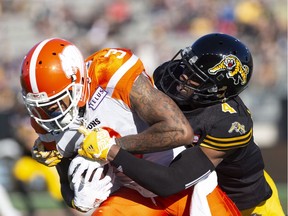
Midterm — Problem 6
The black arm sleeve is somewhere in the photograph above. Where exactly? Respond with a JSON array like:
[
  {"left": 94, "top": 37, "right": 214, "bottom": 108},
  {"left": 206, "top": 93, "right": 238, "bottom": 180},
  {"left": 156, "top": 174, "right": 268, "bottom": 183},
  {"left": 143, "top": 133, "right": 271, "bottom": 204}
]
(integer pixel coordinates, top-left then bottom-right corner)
[
  {"left": 111, "top": 146, "right": 215, "bottom": 197},
  {"left": 56, "top": 158, "right": 74, "bottom": 208}
]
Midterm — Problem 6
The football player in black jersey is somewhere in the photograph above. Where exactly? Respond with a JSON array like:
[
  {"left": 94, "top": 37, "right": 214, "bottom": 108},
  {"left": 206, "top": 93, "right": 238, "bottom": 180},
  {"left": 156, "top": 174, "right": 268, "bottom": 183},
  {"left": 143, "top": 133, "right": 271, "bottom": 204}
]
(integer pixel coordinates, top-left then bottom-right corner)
[{"left": 101, "top": 33, "right": 285, "bottom": 216}]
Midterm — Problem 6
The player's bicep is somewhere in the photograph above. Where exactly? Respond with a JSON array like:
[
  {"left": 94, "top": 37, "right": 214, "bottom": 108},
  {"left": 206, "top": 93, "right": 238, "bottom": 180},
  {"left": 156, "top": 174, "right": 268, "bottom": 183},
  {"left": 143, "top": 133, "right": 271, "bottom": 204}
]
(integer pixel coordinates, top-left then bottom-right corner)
[
  {"left": 200, "top": 146, "right": 227, "bottom": 167},
  {"left": 130, "top": 73, "right": 180, "bottom": 125},
  {"left": 200, "top": 116, "right": 252, "bottom": 151}
]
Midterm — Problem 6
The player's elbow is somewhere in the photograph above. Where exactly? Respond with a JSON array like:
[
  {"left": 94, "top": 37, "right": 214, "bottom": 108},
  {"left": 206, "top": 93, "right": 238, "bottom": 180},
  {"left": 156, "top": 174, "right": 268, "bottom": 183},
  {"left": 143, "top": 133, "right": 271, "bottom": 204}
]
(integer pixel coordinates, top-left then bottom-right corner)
[
  {"left": 156, "top": 190, "right": 178, "bottom": 197},
  {"left": 151, "top": 184, "right": 183, "bottom": 197},
  {"left": 180, "top": 123, "right": 194, "bottom": 145},
  {"left": 144, "top": 173, "right": 185, "bottom": 197}
]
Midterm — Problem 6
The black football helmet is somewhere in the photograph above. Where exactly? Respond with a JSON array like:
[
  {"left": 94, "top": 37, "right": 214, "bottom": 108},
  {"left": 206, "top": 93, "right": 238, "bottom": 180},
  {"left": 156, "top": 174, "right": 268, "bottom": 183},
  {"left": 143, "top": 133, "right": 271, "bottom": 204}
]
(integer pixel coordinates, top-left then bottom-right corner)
[{"left": 154, "top": 33, "right": 253, "bottom": 107}]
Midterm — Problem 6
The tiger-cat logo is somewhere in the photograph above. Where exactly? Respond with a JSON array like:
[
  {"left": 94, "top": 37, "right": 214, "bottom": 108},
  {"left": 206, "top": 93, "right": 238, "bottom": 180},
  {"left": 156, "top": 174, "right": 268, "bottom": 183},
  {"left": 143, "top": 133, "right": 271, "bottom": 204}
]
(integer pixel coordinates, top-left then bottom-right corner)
[
  {"left": 208, "top": 55, "right": 249, "bottom": 85},
  {"left": 228, "top": 122, "right": 246, "bottom": 135}
]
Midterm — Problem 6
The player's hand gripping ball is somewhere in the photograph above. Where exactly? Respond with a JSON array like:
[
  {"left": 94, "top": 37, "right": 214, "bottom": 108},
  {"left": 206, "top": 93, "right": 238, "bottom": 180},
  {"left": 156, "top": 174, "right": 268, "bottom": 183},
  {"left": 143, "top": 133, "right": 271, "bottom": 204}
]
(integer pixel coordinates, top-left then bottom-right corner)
[
  {"left": 68, "top": 155, "right": 114, "bottom": 212},
  {"left": 78, "top": 126, "right": 116, "bottom": 160}
]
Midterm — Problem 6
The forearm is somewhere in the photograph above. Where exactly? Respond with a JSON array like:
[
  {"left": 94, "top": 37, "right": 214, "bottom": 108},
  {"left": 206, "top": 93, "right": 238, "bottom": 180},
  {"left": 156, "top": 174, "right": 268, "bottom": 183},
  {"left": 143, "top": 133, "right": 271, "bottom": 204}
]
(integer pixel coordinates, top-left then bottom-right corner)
[
  {"left": 115, "top": 128, "right": 188, "bottom": 153},
  {"left": 60, "top": 182, "right": 74, "bottom": 208},
  {"left": 109, "top": 145, "right": 215, "bottom": 197},
  {"left": 56, "top": 159, "right": 74, "bottom": 208}
]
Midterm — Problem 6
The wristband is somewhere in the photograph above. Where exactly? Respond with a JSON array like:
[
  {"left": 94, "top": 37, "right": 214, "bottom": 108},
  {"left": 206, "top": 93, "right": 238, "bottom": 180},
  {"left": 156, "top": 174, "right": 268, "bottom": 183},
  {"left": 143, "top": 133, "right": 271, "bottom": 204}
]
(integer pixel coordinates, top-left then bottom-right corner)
[{"left": 71, "top": 199, "right": 88, "bottom": 213}]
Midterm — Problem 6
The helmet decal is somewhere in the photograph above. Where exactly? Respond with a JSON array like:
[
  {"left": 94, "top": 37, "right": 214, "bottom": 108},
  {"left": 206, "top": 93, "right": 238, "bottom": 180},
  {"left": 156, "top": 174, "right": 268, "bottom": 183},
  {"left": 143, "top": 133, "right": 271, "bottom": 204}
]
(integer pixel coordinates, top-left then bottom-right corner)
[
  {"left": 208, "top": 54, "right": 250, "bottom": 85},
  {"left": 154, "top": 33, "right": 253, "bottom": 108},
  {"left": 59, "top": 45, "right": 84, "bottom": 79}
]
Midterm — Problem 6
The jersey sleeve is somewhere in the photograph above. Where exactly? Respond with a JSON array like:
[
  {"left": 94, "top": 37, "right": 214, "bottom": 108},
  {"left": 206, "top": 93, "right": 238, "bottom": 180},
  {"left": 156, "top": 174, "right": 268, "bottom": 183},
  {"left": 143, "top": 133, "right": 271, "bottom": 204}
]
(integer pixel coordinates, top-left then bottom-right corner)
[
  {"left": 200, "top": 114, "right": 253, "bottom": 151},
  {"left": 31, "top": 117, "right": 82, "bottom": 157},
  {"left": 111, "top": 146, "right": 215, "bottom": 197},
  {"left": 86, "top": 48, "right": 147, "bottom": 108}
]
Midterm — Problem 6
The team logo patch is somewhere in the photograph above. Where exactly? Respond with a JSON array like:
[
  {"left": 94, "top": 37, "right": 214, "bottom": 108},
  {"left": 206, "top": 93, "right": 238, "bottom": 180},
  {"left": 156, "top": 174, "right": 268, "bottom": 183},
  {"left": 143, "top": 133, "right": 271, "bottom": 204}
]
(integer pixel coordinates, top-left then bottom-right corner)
[
  {"left": 208, "top": 55, "right": 249, "bottom": 85},
  {"left": 228, "top": 122, "right": 246, "bottom": 135},
  {"left": 88, "top": 86, "right": 107, "bottom": 110}
]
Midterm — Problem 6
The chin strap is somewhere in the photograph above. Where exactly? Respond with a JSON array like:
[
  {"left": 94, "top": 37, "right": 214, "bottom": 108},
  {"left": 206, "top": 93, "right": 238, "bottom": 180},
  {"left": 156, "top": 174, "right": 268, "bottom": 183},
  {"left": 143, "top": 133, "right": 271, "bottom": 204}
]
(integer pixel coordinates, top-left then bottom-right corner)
[{"left": 78, "top": 105, "right": 86, "bottom": 117}]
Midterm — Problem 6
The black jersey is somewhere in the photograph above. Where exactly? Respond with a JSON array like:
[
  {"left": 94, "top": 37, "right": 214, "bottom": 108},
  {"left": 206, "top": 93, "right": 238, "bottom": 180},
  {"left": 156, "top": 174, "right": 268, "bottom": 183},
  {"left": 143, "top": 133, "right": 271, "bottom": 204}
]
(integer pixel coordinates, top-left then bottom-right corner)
[{"left": 184, "top": 96, "right": 272, "bottom": 210}]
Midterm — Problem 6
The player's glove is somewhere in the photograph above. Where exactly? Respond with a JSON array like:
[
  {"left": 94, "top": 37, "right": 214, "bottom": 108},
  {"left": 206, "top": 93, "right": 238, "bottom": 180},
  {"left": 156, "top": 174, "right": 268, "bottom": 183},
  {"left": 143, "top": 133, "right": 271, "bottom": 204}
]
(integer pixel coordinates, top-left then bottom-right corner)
[
  {"left": 69, "top": 156, "right": 113, "bottom": 212},
  {"left": 31, "top": 138, "right": 63, "bottom": 167},
  {"left": 78, "top": 126, "right": 116, "bottom": 160}
]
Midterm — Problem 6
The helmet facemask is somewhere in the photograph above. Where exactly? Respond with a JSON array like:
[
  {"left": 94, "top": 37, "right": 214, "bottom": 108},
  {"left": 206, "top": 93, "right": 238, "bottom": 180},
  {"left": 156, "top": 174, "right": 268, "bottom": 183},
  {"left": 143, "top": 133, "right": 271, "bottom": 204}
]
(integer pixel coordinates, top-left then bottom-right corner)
[
  {"left": 23, "top": 81, "right": 83, "bottom": 132},
  {"left": 156, "top": 33, "right": 253, "bottom": 108},
  {"left": 159, "top": 49, "right": 223, "bottom": 106}
]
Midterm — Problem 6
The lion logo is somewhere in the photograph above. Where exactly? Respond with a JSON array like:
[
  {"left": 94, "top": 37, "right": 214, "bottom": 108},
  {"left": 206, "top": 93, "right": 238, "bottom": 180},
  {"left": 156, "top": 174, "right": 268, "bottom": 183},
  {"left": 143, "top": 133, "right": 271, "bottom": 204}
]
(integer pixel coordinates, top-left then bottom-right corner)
[{"left": 208, "top": 55, "right": 249, "bottom": 85}]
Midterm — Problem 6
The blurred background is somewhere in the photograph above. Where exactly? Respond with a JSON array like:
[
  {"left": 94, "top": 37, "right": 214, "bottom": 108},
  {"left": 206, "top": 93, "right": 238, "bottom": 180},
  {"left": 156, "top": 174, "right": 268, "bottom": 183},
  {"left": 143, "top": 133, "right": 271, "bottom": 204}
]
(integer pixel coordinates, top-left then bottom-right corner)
[{"left": 0, "top": 0, "right": 286, "bottom": 215}]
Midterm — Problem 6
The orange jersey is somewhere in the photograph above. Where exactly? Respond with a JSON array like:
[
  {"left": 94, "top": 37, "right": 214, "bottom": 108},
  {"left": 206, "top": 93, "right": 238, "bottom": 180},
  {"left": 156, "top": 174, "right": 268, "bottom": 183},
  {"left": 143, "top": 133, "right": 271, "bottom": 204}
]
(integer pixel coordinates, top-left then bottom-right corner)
[
  {"left": 31, "top": 48, "right": 241, "bottom": 215},
  {"left": 86, "top": 48, "right": 147, "bottom": 107},
  {"left": 32, "top": 48, "right": 178, "bottom": 197},
  {"left": 32, "top": 48, "right": 147, "bottom": 151}
]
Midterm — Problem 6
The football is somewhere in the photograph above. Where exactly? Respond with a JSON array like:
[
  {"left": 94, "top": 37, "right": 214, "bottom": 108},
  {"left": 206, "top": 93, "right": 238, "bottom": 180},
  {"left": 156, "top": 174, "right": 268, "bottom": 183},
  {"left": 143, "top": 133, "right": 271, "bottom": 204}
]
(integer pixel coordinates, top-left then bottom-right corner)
[
  {"left": 82, "top": 163, "right": 109, "bottom": 181},
  {"left": 68, "top": 156, "right": 109, "bottom": 190}
]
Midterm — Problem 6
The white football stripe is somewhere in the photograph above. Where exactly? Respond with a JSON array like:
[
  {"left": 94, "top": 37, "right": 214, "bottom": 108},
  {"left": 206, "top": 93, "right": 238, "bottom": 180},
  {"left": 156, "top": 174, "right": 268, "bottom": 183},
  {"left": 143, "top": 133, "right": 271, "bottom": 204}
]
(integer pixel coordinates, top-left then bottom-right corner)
[
  {"left": 106, "top": 54, "right": 139, "bottom": 95},
  {"left": 185, "top": 170, "right": 211, "bottom": 188},
  {"left": 29, "top": 38, "right": 52, "bottom": 93}
]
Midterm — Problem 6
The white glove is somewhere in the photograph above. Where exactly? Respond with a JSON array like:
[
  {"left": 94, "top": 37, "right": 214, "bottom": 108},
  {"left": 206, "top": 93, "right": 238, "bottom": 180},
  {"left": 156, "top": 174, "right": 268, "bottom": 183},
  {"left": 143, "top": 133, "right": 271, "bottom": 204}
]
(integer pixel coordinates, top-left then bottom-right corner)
[
  {"left": 68, "top": 156, "right": 114, "bottom": 212},
  {"left": 31, "top": 138, "right": 63, "bottom": 167}
]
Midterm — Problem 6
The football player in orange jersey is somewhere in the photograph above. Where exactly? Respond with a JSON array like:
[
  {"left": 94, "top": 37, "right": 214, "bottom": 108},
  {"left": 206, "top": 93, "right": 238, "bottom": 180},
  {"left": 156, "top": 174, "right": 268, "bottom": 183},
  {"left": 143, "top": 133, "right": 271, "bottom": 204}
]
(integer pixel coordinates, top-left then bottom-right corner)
[
  {"left": 80, "top": 33, "right": 285, "bottom": 216},
  {"left": 20, "top": 38, "right": 239, "bottom": 215}
]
